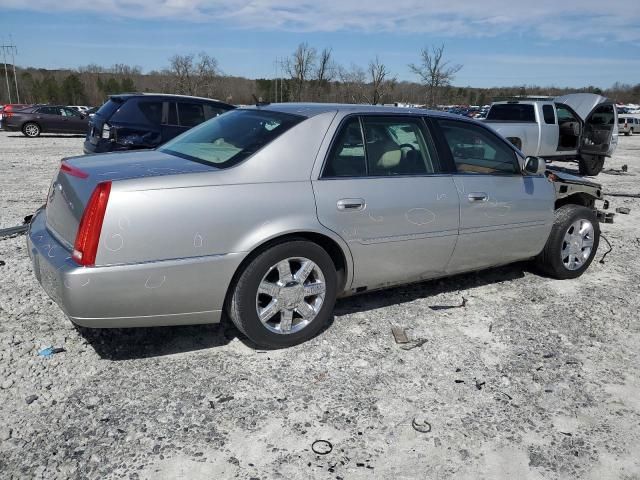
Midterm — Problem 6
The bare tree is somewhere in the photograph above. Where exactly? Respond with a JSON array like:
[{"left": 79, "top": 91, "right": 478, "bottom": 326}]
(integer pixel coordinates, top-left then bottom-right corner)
[
  {"left": 363, "top": 57, "right": 396, "bottom": 105},
  {"left": 284, "top": 42, "right": 317, "bottom": 101},
  {"left": 168, "top": 52, "right": 220, "bottom": 97},
  {"left": 409, "top": 44, "right": 462, "bottom": 107},
  {"left": 313, "top": 47, "right": 335, "bottom": 99},
  {"left": 338, "top": 63, "right": 366, "bottom": 103}
]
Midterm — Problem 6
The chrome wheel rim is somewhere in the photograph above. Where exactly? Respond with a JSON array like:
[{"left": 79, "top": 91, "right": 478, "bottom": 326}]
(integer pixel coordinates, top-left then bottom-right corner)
[
  {"left": 255, "top": 257, "right": 326, "bottom": 335},
  {"left": 561, "top": 219, "right": 595, "bottom": 270},
  {"left": 25, "top": 124, "right": 39, "bottom": 137}
]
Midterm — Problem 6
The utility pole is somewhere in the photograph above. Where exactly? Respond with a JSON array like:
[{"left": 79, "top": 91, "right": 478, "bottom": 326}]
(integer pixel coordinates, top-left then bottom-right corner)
[{"left": 1, "top": 40, "right": 19, "bottom": 104}]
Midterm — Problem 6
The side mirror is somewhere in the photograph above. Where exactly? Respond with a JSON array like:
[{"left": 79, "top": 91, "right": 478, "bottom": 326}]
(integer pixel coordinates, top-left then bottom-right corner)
[{"left": 524, "top": 156, "right": 546, "bottom": 175}]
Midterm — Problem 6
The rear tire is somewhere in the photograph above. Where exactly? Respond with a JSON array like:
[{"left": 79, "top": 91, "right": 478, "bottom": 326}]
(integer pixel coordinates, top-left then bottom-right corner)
[
  {"left": 578, "top": 155, "right": 604, "bottom": 176},
  {"left": 535, "top": 205, "right": 600, "bottom": 280},
  {"left": 23, "top": 122, "right": 41, "bottom": 138},
  {"left": 227, "top": 240, "right": 337, "bottom": 348}
]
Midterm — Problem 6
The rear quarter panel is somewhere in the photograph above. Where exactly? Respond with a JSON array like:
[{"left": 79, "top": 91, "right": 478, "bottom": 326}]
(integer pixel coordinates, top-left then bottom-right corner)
[{"left": 94, "top": 110, "right": 346, "bottom": 267}]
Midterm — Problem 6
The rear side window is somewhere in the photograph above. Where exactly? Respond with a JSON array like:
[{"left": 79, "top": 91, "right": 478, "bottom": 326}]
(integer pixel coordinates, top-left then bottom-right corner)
[
  {"left": 178, "top": 103, "right": 205, "bottom": 127},
  {"left": 438, "top": 119, "right": 518, "bottom": 174},
  {"left": 486, "top": 104, "right": 536, "bottom": 122},
  {"left": 38, "top": 106, "right": 59, "bottom": 115},
  {"left": 542, "top": 105, "right": 555, "bottom": 124},
  {"left": 361, "top": 117, "right": 436, "bottom": 175},
  {"left": 323, "top": 118, "right": 367, "bottom": 177}
]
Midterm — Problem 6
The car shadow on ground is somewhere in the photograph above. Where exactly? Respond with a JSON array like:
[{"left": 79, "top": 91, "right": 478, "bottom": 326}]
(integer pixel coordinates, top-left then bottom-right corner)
[
  {"left": 77, "top": 263, "right": 527, "bottom": 361},
  {"left": 5, "top": 134, "right": 86, "bottom": 138},
  {"left": 334, "top": 263, "right": 527, "bottom": 316}
]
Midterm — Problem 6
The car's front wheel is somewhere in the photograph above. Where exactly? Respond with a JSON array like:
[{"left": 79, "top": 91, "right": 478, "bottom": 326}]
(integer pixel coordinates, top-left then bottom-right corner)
[
  {"left": 535, "top": 204, "right": 600, "bottom": 279},
  {"left": 23, "top": 122, "right": 41, "bottom": 138},
  {"left": 578, "top": 155, "right": 605, "bottom": 176},
  {"left": 227, "top": 240, "right": 337, "bottom": 348}
]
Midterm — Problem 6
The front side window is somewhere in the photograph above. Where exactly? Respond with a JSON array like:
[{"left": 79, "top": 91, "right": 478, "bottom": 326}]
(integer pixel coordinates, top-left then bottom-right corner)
[
  {"left": 438, "top": 119, "right": 518, "bottom": 174},
  {"left": 159, "top": 109, "right": 303, "bottom": 169},
  {"left": 178, "top": 102, "right": 205, "bottom": 127}
]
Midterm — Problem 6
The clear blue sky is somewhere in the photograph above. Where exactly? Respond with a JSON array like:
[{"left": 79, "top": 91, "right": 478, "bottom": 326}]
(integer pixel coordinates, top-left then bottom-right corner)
[{"left": 1, "top": 1, "right": 639, "bottom": 88}]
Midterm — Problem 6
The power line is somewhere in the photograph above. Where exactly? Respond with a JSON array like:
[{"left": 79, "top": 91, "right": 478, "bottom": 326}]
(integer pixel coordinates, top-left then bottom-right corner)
[{"left": 1, "top": 40, "right": 19, "bottom": 104}]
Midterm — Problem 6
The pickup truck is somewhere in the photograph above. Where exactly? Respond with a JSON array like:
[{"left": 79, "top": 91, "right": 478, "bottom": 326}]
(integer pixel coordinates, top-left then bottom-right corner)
[{"left": 484, "top": 94, "right": 618, "bottom": 176}]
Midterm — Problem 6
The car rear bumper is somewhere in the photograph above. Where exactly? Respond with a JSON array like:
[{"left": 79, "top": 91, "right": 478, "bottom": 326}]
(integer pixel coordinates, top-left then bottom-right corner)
[{"left": 28, "top": 209, "right": 244, "bottom": 328}]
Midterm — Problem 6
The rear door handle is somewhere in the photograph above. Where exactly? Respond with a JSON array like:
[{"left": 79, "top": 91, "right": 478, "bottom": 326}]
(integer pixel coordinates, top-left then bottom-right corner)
[
  {"left": 337, "top": 198, "right": 366, "bottom": 211},
  {"left": 467, "top": 192, "right": 488, "bottom": 202}
]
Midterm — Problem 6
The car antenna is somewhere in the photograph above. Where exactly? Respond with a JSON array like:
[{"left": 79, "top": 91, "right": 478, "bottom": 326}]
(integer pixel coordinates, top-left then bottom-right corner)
[{"left": 252, "top": 94, "right": 270, "bottom": 107}]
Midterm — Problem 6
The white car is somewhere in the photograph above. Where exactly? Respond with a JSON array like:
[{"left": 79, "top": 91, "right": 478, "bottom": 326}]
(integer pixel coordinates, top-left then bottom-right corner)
[
  {"left": 484, "top": 94, "right": 618, "bottom": 175},
  {"left": 68, "top": 105, "right": 90, "bottom": 114},
  {"left": 619, "top": 115, "right": 639, "bottom": 135}
]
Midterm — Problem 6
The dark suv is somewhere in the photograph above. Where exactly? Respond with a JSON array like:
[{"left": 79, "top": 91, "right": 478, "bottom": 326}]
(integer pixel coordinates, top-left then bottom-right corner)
[{"left": 84, "top": 93, "right": 234, "bottom": 154}]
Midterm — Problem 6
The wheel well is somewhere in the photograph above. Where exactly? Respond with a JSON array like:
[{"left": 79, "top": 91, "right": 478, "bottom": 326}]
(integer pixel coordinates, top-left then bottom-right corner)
[
  {"left": 223, "top": 232, "right": 349, "bottom": 311},
  {"left": 555, "top": 192, "right": 596, "bottom": 210}
]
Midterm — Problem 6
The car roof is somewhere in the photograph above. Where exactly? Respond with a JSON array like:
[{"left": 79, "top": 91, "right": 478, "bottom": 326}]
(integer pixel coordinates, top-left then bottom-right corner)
[
  {"left": 110, "top": 93, "right": 231, "bottom": 105},
  {"left": 240, "top": 102, "right": 468, "bottom": 121}
]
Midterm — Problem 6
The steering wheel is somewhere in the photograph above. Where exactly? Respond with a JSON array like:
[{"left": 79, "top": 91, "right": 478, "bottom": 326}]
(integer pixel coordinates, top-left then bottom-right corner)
[{"left": 399, "top": 143, "right": 416, "bottom": 151}]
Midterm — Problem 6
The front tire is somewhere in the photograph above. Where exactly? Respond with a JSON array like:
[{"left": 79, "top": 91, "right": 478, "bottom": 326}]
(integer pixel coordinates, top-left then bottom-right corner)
[
  {"left": 535, "top": 205, "right": 600, "bottom": 279},
  {"left": 578, "top": 155, "right": 604, "bottom": 176},
  {"left": 227, "top": 240, "right": 337, "bottom": 348},
  {"left": 23, "top": 122, "right": 41, "bottom": 138}
]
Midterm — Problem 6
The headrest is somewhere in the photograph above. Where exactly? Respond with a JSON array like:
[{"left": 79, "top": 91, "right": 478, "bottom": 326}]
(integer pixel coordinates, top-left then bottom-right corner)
[{"left": 377, "top": 149, "right": 402, "bottom": 169}]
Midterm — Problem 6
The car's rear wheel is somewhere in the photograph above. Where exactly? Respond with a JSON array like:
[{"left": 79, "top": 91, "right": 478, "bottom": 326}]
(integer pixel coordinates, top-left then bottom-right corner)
[
  {"left": 535, "top": 204, "right": 600, "bottom": 279},
  {"left": 227, "top": 240, "right": 337, "bottom": 348},
  {"left": 23, "top": 122, "right": 41, "bottom": 138},
  {"left": 578, "top": 155, "right": 604, "bottom": 176}
]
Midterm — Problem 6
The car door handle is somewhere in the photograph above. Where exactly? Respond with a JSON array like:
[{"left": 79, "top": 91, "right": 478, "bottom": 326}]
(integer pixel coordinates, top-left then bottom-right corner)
[
  {"left": 337, "top": 198, "right": 365, "bottom": 211},
  {"left": 467, "top": 192, "right": 488, "bottom": 202}
]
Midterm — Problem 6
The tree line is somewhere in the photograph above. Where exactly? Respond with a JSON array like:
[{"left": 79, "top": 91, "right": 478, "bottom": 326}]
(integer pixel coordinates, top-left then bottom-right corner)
[{"left": 1, "top": 44, "right": 638, "bottom": 107}]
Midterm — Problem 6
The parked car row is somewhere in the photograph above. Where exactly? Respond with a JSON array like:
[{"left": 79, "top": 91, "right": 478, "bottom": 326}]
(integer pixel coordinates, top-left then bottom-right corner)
[{"left": 1, "top": 94, "right": 235, "bottom": 153}]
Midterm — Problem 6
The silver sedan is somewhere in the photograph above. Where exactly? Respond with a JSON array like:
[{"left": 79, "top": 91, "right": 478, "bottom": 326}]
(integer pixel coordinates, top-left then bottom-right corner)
[{"left": 27, "top": 104, "right": 601, "bottom": 348}]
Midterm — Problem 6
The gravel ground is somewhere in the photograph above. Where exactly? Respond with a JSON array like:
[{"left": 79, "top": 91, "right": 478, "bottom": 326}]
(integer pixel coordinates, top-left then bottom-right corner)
[{"left": 0, "top": 131, "right": 639, "bottom": 480}]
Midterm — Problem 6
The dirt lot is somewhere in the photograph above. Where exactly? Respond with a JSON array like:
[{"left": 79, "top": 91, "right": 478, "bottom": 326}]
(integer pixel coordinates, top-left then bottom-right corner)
[{"left": 0, "top": 130, "right": 639, "bottom": 479}]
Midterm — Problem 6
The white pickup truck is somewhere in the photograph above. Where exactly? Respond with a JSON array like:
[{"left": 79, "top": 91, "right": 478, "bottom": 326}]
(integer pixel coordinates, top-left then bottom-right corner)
[{"left": 484, "top": 94, "right": 618, "bottom": 175}]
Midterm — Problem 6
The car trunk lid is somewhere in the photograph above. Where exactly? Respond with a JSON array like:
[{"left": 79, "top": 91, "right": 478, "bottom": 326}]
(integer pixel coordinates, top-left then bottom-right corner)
[{"left": 45, "top": 150, "right": 215, "bottom": 249}]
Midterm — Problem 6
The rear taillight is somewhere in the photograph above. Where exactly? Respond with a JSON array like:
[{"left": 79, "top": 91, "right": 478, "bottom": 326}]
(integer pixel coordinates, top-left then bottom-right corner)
[
  {"left": 102, "top": 124, "right": 111, "bottom": 139},
  {"left": 61, "top": 161, "right": 89, "bottom": 179},
  {"left": 72, "top": 181, "right": 111, "bottom": 266}
]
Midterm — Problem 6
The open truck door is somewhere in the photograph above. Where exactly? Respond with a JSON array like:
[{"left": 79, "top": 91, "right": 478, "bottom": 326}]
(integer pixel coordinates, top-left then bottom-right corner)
[{"left": 555, "top": 93, "right": 619, "bottom": 175}]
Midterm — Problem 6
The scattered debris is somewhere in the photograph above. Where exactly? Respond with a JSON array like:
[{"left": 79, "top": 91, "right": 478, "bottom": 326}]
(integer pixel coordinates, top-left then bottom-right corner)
[
  {"left": 475, "top": 380, "right": 486, "bottom": 390},
  {"left": 429, "top": 297, "right": 467, "bottom": 311},
  {"left": 599, "top": 234, "right": 613, "bottom": 264},
  {"left": 559, "top": 431, "right": 573, "bottom": 437},
  {"left": 454, "top": 379, "right": 465, "bottom": 384},
  {"left": 391, "top": 327, "right": 409, "bottom": 344},
  {"left": 411, "top": 418, "right": 432, "bottom": 433},
  {"left": 497, "top": 391, "right": 513, "bottom": 401},
  {"left": 23, "top": 214, "right": 33, "bottom": 224},
  {"left": 400, "top": 339, "right": 427, "bottom": 351},
  {"left": 0, "top": 260, "right": 5, "bottom": 267},
  {"left": 37, "top": 346, "right": 66, "bottom": 357},
  {"left": 602, "top": 168, "right": 630, "bottom": 175},
  {"left": 312, "top": 440, "right": 333, "bottom": 455},
  {"left": 596, "top": 211, "right": 615, "bottom": 223},
  {"left": 0, "top": 225, "right": 28, "bottom": 239},
  {"left": 615, "top": 207, "right": 630, "bottom": 214},
  {"left": 605, "top": 192, "right": 640, "bottom": 198},
  {"left": 25, "top": 395, "right": 38, "bottom": 405}
]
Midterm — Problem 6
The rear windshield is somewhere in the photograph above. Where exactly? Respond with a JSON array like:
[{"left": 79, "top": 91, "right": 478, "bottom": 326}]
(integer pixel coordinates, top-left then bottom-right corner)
[
  {"left": 110, "top": 99, "right": 163, "bottom": 124},
  {"left": 96, "top": 99, "right": 123, "bottom": 119},
  {"left": 487, "top": 104, "right": 536, "bottom": 122},
  {"left": 159, "top": 109, "right": 304, "bottom": 169}
]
